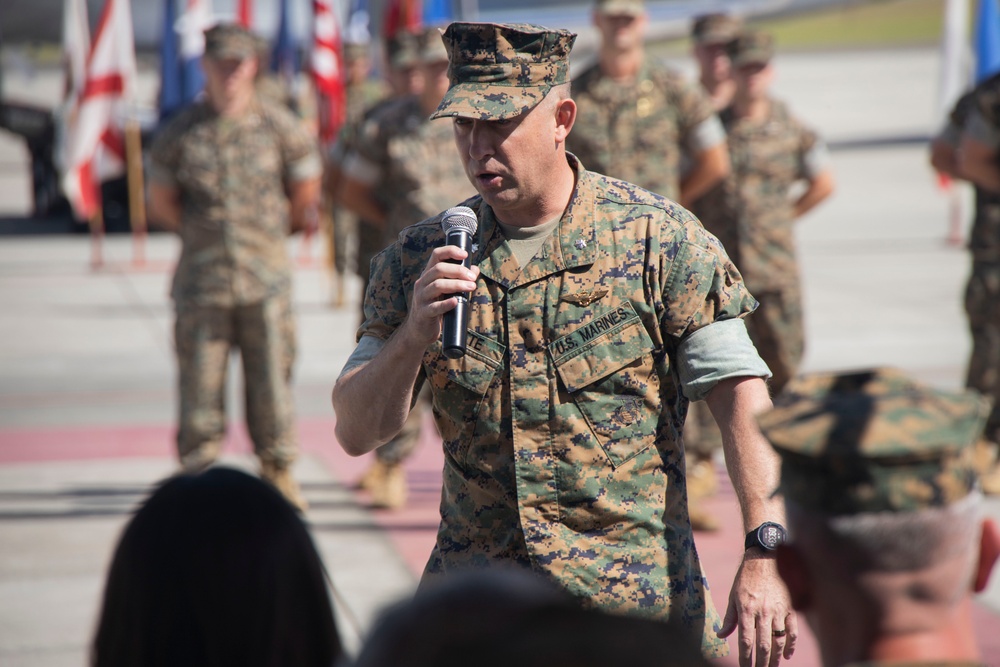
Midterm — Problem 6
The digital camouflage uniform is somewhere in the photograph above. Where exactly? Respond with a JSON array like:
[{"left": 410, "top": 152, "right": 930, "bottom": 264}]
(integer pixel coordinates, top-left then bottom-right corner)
[
  {"left": 567, "top": 60, "right": 718, "bottom": 201},
  {"left": 150, "top": 95, "right": 320, "bottom": 470},
  {"left": 695, "top": 99, "right": 824, "bottom": 394},
  {"left": 362, "top": 155, "right": 756, "bottom": 657},
  {"left": 348, "top": 89, "right": 475, "bottom": 466},
  {"left": 958, "top": 76, "right": 1000, "bottom": 447}
]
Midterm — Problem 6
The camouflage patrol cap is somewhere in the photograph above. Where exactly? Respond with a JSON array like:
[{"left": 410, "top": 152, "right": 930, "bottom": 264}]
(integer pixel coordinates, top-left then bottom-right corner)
[
  {"left": 728, "top": 30, "right": 774, "bottom": 67},
  {"left": 594, "top": 0, "right": 645, "bottom": 17},
  {"left": 420, "top": 26, "right": 449, "bottom": 64},
  {"left": 386, "top": 30, "right": 422, "bottom": 69},
  {"left": 430, "top": 22, "right": 577, "bottom": 121},
  {"left": 344, "top": 41, "right": 370, "bottom": 60},
  {"left": 204, "top": 23, "right": 258, "bottom": 60},
  {"left": 758, "top": 368, "right": 991, "bottom": 515},
  {"left": 691, "top": 13, "right": 743, "bottom": 45}
]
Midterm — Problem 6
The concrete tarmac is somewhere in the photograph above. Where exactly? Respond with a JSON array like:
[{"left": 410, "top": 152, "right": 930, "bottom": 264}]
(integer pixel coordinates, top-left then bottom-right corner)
[{"left": 2, "top": 45, "right": 1000, "bottom": 666}]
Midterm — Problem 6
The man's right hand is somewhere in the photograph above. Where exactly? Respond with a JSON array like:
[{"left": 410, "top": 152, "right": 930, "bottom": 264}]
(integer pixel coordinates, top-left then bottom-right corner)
[{"left": 401, "top": 244, "right": 480, "bottom": 350}]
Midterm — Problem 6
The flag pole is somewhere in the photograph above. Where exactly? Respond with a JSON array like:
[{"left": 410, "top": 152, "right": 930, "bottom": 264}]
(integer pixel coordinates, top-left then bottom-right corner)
[
  {"left": 125, "top": 117, "right": 147, "bottom": 266},
  {"left": 90, "top": 200, "right": 105, "bottom": 269}
]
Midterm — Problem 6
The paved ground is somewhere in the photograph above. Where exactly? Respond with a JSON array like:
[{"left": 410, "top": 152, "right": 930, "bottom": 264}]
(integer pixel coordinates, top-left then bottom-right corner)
[{"left": 2, "top": 45, "right": 1000, "bottom": 666}]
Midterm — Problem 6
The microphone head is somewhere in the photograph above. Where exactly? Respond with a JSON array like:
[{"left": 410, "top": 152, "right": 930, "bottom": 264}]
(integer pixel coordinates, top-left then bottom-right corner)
[{"left": 442, "top": 206, "right": 478, "bottom": 236}]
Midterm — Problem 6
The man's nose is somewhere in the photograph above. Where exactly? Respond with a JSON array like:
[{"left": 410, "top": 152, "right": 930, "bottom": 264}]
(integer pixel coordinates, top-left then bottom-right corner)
[{"left": 467, "top": 122, "right": 494, "bottom": 161}]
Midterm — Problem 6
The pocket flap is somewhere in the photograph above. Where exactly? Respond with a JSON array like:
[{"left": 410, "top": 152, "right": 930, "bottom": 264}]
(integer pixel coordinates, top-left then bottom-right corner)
[{"left": 550, "top": 303, "right": 654, "bottom": 392}]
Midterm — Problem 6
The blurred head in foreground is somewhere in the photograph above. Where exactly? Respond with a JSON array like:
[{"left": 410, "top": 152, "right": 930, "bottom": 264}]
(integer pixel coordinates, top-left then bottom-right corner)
[
  {"left": 351, "top": 568, "right": 710, "bottom": 667},
  {"left": 759, "top": 368, "right": 1000, "bottom": 665},
  {"left": 92, "top": 466, "right": 342, "bottom": 667}
]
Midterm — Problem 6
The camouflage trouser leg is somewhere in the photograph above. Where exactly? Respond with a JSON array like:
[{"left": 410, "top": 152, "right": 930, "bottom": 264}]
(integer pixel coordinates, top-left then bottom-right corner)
[
  {"left": 965, "top": 261, "right": 1000, "bottom": 444},
  {"left": 175, "top": 305, "right": 233, "bottom": 469},
  {"left": 744, "top": 287, "right": 804, "bottom": 396},
  {"left": 236, "top": 294, "right": 299, "bottom": 467},
  {"left": 376, "top": 384, "right": 431, "bottom": 466},
  {"left": 331, "top": 205, "right": 358, "bottom": 276}
]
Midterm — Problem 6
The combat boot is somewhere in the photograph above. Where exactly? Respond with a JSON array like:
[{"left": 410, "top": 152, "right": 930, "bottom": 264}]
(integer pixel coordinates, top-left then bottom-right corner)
[
  {"left": 261, "top": 461, "right": 309, "bottom": 512},
  {"left": 357, "top": 459, "right": 388, "bottom": 492},
  {"left": 687, "top": 458, "right": 720, "bottom": 532},
  {"left": 370, "top": 461, "right": 407, "bottom": 510}
]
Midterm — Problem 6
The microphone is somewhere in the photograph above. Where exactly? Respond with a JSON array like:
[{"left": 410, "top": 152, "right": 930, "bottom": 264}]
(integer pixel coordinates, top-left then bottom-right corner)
[{"left": 440, "top": 206, "right": 478, "bottom": 359}]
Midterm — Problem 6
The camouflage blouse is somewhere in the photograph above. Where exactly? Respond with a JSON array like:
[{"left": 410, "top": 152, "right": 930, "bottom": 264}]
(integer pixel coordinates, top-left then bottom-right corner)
[
  {"left": 150, "top": 98, "right": 320, "bottom": 306},
  {"left": 567, "top": 59, "right": 718, "bottom": 200},
  {"left": 693, "top": 98, "right": 824, "bottom": 292},
  {"left": 359, "top": 157, "right": 758, "bottom": 657}
]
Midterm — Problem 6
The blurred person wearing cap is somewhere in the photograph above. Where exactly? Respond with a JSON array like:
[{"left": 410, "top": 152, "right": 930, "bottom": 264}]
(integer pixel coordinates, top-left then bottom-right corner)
[
  {"left": 335, "top": 27, "right": 475, "bottom": 510},
  {"left": 148, "top": 23, "right": 322, "bottom": 512},
  {"left": 695, "top": 31, "right": 834, "bottom": 399},
  {"left": 565, "top": 0, "right": 729, "bottom": 209},
  {"left": 679, "top": 13, "right": 745, "bottom": 535},
  {"left": 323, "top": 39, "right": 387, "bottom": 307},
  {"left": 333, "top": 22, "right": 795, "bottom": 665},
  {"left": 759, "top": 368, "right": 1000, "bottom": 666},
  {"left": 323, "top": 31, "right": 424, "bottom": 318},
  {"left": 690, "top": 13, "right": 743, "bottom": 112},
  {"left": 943, "top": 77, "right": 1000, "bottom": 494}
]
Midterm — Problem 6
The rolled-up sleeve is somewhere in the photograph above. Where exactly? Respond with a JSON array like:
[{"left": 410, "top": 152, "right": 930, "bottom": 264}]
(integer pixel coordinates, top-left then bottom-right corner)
[{"left": 677, "top": 318, "right": 772, "bottom": 401}]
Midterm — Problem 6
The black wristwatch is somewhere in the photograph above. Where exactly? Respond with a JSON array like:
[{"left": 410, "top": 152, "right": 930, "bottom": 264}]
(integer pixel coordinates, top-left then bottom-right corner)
[{"left": 744, "top": 521, "right": 787, "bottom": 552}]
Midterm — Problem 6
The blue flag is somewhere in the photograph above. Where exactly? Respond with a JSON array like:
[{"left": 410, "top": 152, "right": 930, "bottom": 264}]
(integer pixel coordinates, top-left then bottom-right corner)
[
  {"left": 976, "top": 0, "right": 1000, "bottom": 81},
  {"left": 271, "top": 0, "right": 297, "bottom": 84},
  {"left": 158, "top": 0, "right": 183, "bottom": 120},
  {"left": 178, "top": 0, "right": 207, "bottom": 103},
  {"left": 422, "top": 0, "right": 452, "bottom": 26}
]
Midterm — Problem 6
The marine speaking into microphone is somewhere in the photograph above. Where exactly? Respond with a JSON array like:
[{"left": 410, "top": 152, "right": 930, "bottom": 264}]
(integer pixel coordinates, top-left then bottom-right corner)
[{"left": 440, "top": 206, "right": 478, "bottom": 359}]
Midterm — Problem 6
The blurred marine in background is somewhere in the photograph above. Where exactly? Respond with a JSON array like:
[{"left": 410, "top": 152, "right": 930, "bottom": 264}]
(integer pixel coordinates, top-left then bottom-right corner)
[
  {"left": 147, "top": 23, "right": 322, "bottom": 511},
  {"left": 930, "top": 73, "right": 1000, "bottom": 493}
]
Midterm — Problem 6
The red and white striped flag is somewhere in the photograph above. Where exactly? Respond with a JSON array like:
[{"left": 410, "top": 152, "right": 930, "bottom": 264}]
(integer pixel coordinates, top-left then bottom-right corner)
[
  {"left": 61, "top": 0, "right": 137, "bottom": 221},
  {"left": 311, "top": 0, "right": 346, "bottom": 147}
]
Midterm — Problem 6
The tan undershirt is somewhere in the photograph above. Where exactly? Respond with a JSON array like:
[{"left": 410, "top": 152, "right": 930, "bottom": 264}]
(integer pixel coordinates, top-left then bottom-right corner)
[{"left": 497, "top": 216, "right": 561, "bottom": 267}]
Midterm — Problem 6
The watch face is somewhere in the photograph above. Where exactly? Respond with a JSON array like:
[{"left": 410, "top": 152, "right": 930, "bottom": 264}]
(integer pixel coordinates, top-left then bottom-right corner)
[{"left": 758, "top": 523, "right": 786, "bottom": 550}]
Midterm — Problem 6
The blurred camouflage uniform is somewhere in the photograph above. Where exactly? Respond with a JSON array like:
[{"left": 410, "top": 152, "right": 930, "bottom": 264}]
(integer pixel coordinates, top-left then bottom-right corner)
[
  {"left": 150, "top": 27, "right": 321, "bottom": 483},
  {"left": 695, "top": 33, "right": 830, "bottom": 394},
  {"left": 341, "top": 28, "right": 475, "bottom": 507},
  {"left": 566, "top": 0, "right": 722, "bottom": 201},
  {"left": 345, "top": 23, "right": 773, "bottom": 657},
  {"left": 952, "top": 77, "right": 1000, "bottom": 453},
  {"left": 326, "top": 42, "right": 387, "bottom": 283}
]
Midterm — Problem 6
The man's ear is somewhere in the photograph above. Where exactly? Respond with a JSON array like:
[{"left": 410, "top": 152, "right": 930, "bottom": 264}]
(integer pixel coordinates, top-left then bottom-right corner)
[
  {"left": 554, "top": 97, "right": 576, "bottom": 143},
  {"left": 973, "top": 518, "right": 1000, "bottom": 593},
  {"left": 776, "top": 543, "right": 811, "bottom": 611}
]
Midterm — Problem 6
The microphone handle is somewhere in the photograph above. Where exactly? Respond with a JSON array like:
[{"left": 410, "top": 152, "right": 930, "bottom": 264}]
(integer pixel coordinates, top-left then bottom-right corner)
[{"left": 442, "top": 229, "right": 472, "bottom": 359}]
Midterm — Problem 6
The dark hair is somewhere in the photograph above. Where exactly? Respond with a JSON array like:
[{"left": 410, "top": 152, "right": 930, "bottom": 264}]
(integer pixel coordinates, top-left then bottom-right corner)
[
  {"left": 352, "top": 568, "right": 709, "bottom": 667},
  {"left": 92, "top": 467, "right": 342, "bottom": 667}
]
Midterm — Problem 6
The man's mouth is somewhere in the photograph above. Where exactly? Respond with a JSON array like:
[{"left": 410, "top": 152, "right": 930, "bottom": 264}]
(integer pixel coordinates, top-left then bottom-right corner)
[{"left": 476, "top": 171, "right": 503, "bottom": 187}]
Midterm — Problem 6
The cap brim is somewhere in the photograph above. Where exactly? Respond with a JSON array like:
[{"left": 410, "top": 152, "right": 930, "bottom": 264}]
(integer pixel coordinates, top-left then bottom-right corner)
[
  {"left": 430, "top": 83, "right": 550, "bottom": 121},
  {"left": 695, "top": 32, "right": 739, "bottom": 45}
]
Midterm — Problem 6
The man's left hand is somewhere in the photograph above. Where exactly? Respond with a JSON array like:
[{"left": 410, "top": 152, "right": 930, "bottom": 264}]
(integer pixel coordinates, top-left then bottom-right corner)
[{"left": 717, "top": 549, "right": 797, "bottom": 667}]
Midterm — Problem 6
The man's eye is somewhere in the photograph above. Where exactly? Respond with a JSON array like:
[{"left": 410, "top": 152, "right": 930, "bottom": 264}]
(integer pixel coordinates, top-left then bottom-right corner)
[{"left": 454, "top": 118, "right": 471, "bottom": 127}]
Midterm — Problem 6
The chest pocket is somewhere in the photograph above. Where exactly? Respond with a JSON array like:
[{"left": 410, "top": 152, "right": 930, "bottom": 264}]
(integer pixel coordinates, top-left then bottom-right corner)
[
  {"left": 423, "top": 330, "right": 505, "bottom": 467},
  {"left": 549, "top": 303, "right": 659, "bottom": 468}
]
